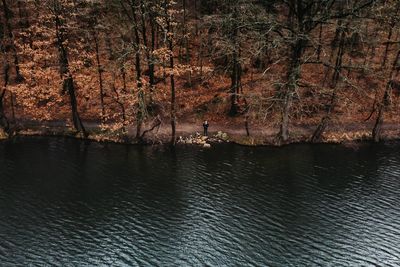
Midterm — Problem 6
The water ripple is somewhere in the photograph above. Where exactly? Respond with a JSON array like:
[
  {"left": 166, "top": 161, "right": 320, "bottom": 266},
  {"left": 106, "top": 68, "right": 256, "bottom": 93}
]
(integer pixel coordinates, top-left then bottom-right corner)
[{"left": 0, "top": 138, "right": 400, "bottom": 266}]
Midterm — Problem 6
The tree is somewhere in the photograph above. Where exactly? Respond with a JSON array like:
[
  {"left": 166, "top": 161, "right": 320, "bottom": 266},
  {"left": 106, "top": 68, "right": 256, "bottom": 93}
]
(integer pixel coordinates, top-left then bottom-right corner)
[
  {"left": 159, "top": 0, "right": 179, "bottom": 145},
  {"left": 13, "top": 0, "right": 89, "bottom": 135},
  {"left": 1, "top": 0, "right": 23, "bottom": 82},
  {"left": 1, "top": 0, "right": 398, "bottom": 145},
  {"left": 372, "top": 49, "right": 400, "bottom": 142},
  {"left": 0, "top": 3, "right": 9, "bottom": 134},
  {"left": 113, "top": 0, "right": 148, "bottom": 139},
  {"left": 311, "top": 19, "right": 349, "bottom": 142},
  {"left": 0, "top": 59, "right": 9, "bottom": 134},
  {"left": 204, "top": 0, "right": 262, "bottom": 116},
  {"left": 265, "top": 0, "right": 374, "bottom": 144},
  {"left": 50, "top": 0, "right": 87, "bottom": 136}
]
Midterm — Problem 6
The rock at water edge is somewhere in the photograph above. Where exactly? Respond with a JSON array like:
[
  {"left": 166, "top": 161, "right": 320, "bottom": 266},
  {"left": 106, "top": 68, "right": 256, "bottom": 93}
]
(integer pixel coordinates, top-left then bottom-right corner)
[{"left": 0, "top": 129, "right": 8, "bottom": 140}]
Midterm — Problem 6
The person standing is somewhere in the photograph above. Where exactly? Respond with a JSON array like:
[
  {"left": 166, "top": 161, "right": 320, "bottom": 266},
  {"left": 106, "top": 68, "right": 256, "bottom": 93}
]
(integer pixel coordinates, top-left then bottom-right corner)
[{"left": 203, "top": 120, "right": 209, "bottom": 136}]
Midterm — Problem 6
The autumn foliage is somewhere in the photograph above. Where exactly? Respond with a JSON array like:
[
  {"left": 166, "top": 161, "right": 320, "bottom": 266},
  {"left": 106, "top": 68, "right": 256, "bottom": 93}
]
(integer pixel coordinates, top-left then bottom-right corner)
[{"left": 1, "top": 0, "right": 400, "bottom": 144}]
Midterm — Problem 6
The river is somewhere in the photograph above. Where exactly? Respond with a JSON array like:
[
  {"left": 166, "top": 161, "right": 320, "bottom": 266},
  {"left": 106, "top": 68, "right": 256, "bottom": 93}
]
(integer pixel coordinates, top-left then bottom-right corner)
[{"left": 0, "top": 137, "right": 399, "bottom": 266}]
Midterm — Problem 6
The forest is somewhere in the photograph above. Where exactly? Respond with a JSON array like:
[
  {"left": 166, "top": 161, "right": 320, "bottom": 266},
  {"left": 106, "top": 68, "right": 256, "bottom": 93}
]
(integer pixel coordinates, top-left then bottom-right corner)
[{"left": 1, "top": 0, "right": 399, "bottom": 145}]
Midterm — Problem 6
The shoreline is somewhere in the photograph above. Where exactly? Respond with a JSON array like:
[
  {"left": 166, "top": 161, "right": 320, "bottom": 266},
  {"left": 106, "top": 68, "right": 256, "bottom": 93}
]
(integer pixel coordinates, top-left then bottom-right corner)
[{"left": 1, "top": 120, "right": 400, "bottom": 147}]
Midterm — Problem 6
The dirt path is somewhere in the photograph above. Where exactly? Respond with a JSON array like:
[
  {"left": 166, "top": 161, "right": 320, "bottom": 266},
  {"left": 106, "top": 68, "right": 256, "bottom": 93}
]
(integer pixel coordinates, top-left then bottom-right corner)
[
  {"left": 156, "top": 121, "right": 399, "bottom": 137},
  {"left": 10, "top": 119, "right": 400, "bottom": 145}
]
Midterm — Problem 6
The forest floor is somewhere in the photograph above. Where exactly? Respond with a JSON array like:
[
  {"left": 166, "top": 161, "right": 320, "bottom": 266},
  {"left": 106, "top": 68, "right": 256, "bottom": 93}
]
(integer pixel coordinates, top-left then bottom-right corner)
[{"left": 6, "top": 119, "right": 400, "bottom": 146}]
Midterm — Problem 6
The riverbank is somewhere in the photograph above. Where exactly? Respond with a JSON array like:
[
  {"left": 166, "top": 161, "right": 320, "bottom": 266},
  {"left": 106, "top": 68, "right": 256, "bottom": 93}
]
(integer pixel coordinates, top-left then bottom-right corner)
[{"left": 1, "top": 120, "right": 399, "bottom": 147}]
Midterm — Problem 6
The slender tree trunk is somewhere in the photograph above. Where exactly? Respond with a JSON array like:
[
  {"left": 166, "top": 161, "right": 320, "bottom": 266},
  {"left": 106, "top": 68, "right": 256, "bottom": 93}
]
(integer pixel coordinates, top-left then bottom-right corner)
[
  {"left": 17, "top": 1, "right": 27, "bottom": 28},
  {"left": 317, "top": 24, "right": 323, "bottom": 61},
  {"left": 229, "top": 50, "right": 241, "bottom": 116},
  {"left": 372, "top": 49, "right": 400, "bottom": 142},
  {"left": 372, "top": 103, "right": 385, "bottom": 142},
  {"left": 381, "top": 26, "right": 393, "bottom": 68},
  {"left": 198, "top": 35, "right": 204, "bottom": 80},
  {"left": 55, "top": 13, "right": 86, "bottom": 137},
  {"left": 182, "top": 0, "right": 191, "bottom": 87},
  {"left": 130, "top": 3, "right": 145, "bottom": 139},
  {"left": 9, "top": 90, "right": 15, "bottom": 124},
  {"left": 2, "top": 0, "right": 23, "bottom": 82},
  {"left": 111, "top": 72, "right": 126, "bottom": 132},
  {"left": 0, "top": 61, "right": 10, "bottom": 133},
  {"left": 169, "top": 43, "right": 176, "bottom": 146},
  {"left": 245, "top": 114, "right": 250, "bottom": 137},
  {"left": 1, "top": 6, "right": 10, "bottom": 130},
  {"left": 194, "top": 0, "right": 200, "bottom": 36},
  {"left": 149, "top": 18, "right": 156, "bottom": 95},
  {"left": 365, "top": 23, "right": 379, "bottom": 67},
  {"left": 277, "top": 38, "right": 305, "bottom": 144},
  {"left": 105, "top": 35, "right": 114, "bottom": 60},
  {"left": 121, "top": 67, "right": 127, "bottom": 93},
  {"left": 278, "top": 86, "right": 293, "bottom": 143},
  {"left": 135, "top": 50, "right": 144, "bottom": 139},
  {"left": 322, "top": 20, "right": 343, "bottom": 87},
  {"left": 94, "top": 33, "right": 105, "bottom": 122},
  {"left": 139, "top": 0, "right": 155, "bottom": 102},
  {"left": 165, "top": 3, "right": 176, "bottom": 146},
  {"left": 229, "top": 6, "right": 241, "bottom": 116},
  {"left": 0, "top": 92, "right": 9, "bottom": 135},
  {"left": 312, "top": 25, "right": 347, "bottom": 142},
  {"left": 64, "top": 76, "right": 86, "bottom": 136}
]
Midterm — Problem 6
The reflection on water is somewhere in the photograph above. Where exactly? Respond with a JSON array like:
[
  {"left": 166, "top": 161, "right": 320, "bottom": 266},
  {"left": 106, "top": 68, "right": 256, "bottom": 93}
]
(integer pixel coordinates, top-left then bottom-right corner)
[{"left": 0, "top": 137, "right": 400, "bottom": 266}]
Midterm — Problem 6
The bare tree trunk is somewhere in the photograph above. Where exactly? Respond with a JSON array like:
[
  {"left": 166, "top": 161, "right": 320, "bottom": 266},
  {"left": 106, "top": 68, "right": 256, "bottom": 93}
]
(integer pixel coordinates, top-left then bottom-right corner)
[
  {"left": 322, "top": 20, "right": 343, "bottom": 87},
  {"left": 364, "top": 23, "right": 379, "bottom": 68},
  {"left": 0, "top": 93, "right": 8, "bottom": 133},
  {"left": 130, "top": 4, "right": 145, "bottom": 139},
  {"left": 135, "top": 50, "right": 145, "bottom": 139},
  {"left": 8, "top": 84, "right": 15, "bottom": 124},
  {"left": 149, "top": 18, "right": 156, "bottom": 96},
  {"left": 312, "top": 25, "right": 346, "bottom": 142},
  {"left": 165, "top": 3, "right": 176, "bottom": 146},
  {"left": 372, "top": 49, "right": 400, "bottom": 142},
  {"left": 381, "top": 26, "right": 393, "bottom": 68},
  {"left": 198, "top": 35, "right": 204, "bottom": 80},
  {"left": 278, "top": 85, "right": 293, "bottom": 143},
  {"left": 229, "top": 6, "right": 241, "bottom": 116},
  {"left": 182, "top": 0, "right": 192, "bottom": 87},
  {"left": 94, "top": 32, "right": 105, "bottom": 122},
  {"left": 229, "top": 50, "right": 241, "bottom": 116},
  {"left": 372, "top": 103, "right": 385, "bottom": 142},
  {"left": 139, "top": 0, "right": 156, "bottom": 102},
  {"left": 105, "top": 35, "right": 114, "bottom": 60},
  {"left": 170, "top": 50, "right": 176, "bottom": 146},
  {"left": 111, "top": 72, "right": 126, "bottom": 132},
  {"left": 121, "top": 67, "right": 127, "bottom": 93},
  {"left": 2, "top": 0, "right": 23, "bottom": 82},
  {"left": 55, "top": 13, "right": 86, "bottom": 137},
  {"left": 317, "top": 24, "right": 323, "bottom": 61},
  {"left": 0, "top": 61, "right": 10, "bottom": 133},
  {"left": 277, "top": 38, "right": 305, "bottom": 144},
  {"left": 1, "top": 12, "right": 11, "bottom": 131}
]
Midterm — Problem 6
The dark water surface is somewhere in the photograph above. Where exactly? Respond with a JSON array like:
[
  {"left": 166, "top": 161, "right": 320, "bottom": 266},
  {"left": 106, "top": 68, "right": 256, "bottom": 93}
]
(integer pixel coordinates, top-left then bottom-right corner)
[{"left": 0, "top": 137, "right": 400, "bottom": 266}]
